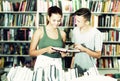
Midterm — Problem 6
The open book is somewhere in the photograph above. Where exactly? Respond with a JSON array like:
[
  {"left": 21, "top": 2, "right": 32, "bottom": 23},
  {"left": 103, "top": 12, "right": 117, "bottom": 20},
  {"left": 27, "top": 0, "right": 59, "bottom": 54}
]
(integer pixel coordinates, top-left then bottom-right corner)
[{"left": 52, "top": 47, "right": 80, "bottom": 53}]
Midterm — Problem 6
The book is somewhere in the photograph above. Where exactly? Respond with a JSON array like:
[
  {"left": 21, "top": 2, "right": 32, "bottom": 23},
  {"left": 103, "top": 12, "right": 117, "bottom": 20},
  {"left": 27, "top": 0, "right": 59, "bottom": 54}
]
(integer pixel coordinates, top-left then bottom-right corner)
[
  {"left": 52, "top": 47, "right": 80, "bottom": 53},
  {"left": 61, "top": 0, "right": 72, "bottom": 13}
]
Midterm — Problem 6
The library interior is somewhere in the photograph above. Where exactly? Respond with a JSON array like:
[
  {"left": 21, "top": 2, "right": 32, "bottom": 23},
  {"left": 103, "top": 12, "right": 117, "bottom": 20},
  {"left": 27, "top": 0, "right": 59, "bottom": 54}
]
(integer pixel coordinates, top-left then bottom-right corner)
[{"left": 0, "top": 0, "right": 120, "bottom": 81}]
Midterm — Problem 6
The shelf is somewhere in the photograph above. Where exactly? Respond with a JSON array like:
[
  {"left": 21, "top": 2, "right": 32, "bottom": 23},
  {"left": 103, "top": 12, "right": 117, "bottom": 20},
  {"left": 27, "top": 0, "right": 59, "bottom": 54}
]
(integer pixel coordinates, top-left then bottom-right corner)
[
  {"left": 97, "top": 27, "right": 120, "bottom": 30},
  {"left": 0, "top": 11, "right": 37, "bottom": 14},
  {"left": 98, "top": 68, "right": 119, "bottom": 70},
  {"left": 39, "top": 12, "right": 73, "bottom": 14},
  {"left": 0, "top": 54, "right": 30, "bottom": 57},
  {"left": 101, "top": 55, "right": 120, "bottom": 57},
  {"left": 98, "top": 68, "right": 120, "bottom": 75},
  {"left": 103, "top": 41, "right": 120, "bottom": 44},
  {"left": 0, "top": 26, "right": 36, "bottom": 29},
  {"left": 0, "top": 0, "right": 37, "bottom": 73},
  {"left": 39, "top": 25, "right": 74, "bottom": 29},
  {"left": 92, "top": 12, "right": 120, "bottom": 15},
  {"left": 89, "top": 0, "right": 120, "bottom": 75},
  {"left": 58, "top": 26, "right": 74, "bottom": 29},
  {"left": 66, "top": 41, "right": 120, "bottom": 44},
  {"left": 0, "top": 40, "right": 31, "bottom": 43}
]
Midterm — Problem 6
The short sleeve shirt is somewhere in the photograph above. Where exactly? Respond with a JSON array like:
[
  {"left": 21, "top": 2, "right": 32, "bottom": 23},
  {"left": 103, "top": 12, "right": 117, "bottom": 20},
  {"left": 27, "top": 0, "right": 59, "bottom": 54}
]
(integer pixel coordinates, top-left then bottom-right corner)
[{"left": 72, "top": 27, "right": 103, "bottom": 71}]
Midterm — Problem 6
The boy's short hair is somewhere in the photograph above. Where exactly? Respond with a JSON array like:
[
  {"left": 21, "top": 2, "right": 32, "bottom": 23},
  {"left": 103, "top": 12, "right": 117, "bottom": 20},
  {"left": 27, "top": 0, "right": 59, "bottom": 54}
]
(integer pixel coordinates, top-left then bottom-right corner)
[{"left": 73, "top": 8, "right": 91, "bottom": 21}]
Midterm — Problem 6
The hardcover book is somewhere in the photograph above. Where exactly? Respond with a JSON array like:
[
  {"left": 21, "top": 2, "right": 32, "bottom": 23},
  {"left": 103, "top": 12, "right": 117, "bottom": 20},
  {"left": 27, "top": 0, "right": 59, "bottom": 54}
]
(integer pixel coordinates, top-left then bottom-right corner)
[{"left": 52, "top": 47, "right": 80, "bottom": 53}]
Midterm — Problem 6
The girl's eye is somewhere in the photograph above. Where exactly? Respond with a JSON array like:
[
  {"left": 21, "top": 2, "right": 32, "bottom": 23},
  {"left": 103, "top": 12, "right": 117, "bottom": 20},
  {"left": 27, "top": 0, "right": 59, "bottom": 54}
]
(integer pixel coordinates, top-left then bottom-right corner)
[
  {"left": 57, "top": 20, "right": 61, "bottom": 22},
  {"left": 53, "top": 19, "right": 61, "bottom": 22}
]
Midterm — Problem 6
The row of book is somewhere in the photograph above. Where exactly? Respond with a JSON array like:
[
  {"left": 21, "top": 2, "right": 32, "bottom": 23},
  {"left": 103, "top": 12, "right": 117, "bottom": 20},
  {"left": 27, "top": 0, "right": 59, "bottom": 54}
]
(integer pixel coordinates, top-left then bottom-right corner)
[
  {"left": 0, "top": 28, "right": 72, "bottom": 41},
  {"left": 0, "top": 57, "right": 34, "bottom": 68},
  {"left": 2, "top": 10, "right": 120, "bottom": 28},
  {"left": 101, "top": 30, "right": 120, "bottom": 42},
  {"left": 39, "top": 14, "right": 75, "bottom": 26},
  {"left": 38, "top": 0, "right": 87, "bottom": 13},
  {"left": 0, "top": 28, "right": 33, "bottom": 41},
  {"left": 0, "top": 0, "right": 36, "bottom": 11},
  {"left": 102, "top": 44, "right": 120, "bottom": 56},
  {"left": 0, "top": 0, "right": 88, "bottom": 12},
  {"left": 91, "top": 14, "right": 120, "bottom": 28},
  {"left": 0, "top": 43, "right": 30, "bottom": 55},
  {"left": 97, "top": 58, "right": 120, "bottom": 69},
  {"left": 40, "top": 13, "right": 120, "bottom": 28},
  {"left": 0, "top": 14, "right": 35, "bottom": 26},
  {"left": 89, "top": 0, "right": 120, "bottom": 12},
  {"left": 0, "top": 13, "right": 74, "bottom": 27},
  {"left": 4, "top": 42, "right": 120, "bottom": 57}
]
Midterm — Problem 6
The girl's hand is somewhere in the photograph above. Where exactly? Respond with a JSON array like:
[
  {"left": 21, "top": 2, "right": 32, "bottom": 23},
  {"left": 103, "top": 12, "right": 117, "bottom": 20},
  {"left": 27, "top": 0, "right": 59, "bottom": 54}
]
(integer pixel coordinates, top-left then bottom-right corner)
[
  {"left": 60, "top": 52, "right": 67, "bottom": 57},
  {"left": 47, "top": 46, "right": 55, "bottom": 54}
]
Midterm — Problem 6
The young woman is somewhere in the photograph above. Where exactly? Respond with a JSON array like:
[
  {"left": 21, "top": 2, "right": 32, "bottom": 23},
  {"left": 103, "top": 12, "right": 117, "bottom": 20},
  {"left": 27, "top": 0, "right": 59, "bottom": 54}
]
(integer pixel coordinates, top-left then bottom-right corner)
[{"left": 29, "top": 6, "right": 66, "bottom": 81}]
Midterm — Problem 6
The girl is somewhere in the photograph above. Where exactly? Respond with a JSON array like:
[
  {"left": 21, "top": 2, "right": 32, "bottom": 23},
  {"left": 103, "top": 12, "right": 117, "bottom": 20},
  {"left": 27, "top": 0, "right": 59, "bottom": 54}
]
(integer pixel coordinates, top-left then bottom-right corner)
[{"left": 29, "top": 6, "right": 66, "bottom": 81}]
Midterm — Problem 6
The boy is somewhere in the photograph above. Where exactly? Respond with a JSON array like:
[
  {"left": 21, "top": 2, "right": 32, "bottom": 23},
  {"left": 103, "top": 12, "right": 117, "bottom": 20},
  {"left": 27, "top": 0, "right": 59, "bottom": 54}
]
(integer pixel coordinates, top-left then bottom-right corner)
[{"left": 71, "top": 8, "right": 103, "bottom": 76}]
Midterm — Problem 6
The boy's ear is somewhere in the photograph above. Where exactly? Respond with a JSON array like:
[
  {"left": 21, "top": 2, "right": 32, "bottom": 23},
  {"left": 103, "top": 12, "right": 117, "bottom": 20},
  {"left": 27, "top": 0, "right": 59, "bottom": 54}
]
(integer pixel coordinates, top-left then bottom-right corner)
[
  {"left": 47, "top": 16, "right": 49, "bottom": 24},
  {"left": 47, "top": 15, "right": 49, "bottom": 21}
]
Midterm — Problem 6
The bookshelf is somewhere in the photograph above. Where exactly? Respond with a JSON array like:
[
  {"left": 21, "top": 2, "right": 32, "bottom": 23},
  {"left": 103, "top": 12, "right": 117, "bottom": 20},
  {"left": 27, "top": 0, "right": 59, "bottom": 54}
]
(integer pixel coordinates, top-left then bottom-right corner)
[
  {"left": 1, "top": 0, "right": 120, "bottom": 80},
  {"left": 1, "top": 0, "right": 120, "bottom": 76},
  {"left": 0, "top": 0, "right": 88, "bottom": 72},
  {"left": 0, "top": 0, "right": 36, "bottom": 70},
  {"left": 89, "top": 0, "right": 120, "bottom": 75}
]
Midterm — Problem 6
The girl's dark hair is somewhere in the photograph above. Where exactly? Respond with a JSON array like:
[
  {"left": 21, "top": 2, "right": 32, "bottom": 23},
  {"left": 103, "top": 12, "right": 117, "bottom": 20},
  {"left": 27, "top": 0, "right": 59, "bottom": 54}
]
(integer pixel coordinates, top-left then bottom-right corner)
[
  {"left": 74, "top": 8, "right": 91, "bottom": 21},
  {"left": 48, "top": 6, "right": 63, "bottom": 17}
]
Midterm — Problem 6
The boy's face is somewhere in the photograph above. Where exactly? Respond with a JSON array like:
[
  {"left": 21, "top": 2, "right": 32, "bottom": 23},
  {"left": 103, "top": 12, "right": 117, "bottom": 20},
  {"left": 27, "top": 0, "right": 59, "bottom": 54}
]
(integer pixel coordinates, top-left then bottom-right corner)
[
  {"left": 48, "top": 13, "right": 62, "bottom": 28},
  {"left": 75, "top": 15, "right": 87, "bottom": 28}
]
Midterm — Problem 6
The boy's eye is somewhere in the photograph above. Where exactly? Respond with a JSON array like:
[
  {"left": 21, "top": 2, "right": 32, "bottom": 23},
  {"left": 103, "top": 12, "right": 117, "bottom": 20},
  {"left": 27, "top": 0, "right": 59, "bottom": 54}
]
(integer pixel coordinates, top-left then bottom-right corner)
[{"left": 77, "top": 20, "right": 80, "bottom": 23}]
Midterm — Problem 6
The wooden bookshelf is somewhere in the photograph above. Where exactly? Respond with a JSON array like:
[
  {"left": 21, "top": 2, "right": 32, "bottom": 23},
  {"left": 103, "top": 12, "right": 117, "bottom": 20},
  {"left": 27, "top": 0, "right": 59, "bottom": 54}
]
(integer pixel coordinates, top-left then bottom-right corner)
[
  {"left": 1, "top": 0, "right": 120, "bottom": 80},
  {"left": 89, "top": 0, "right": 120, "bottom": 75},
  {"left": 0, "top": 0, "right": 37, "bottom": 70}
]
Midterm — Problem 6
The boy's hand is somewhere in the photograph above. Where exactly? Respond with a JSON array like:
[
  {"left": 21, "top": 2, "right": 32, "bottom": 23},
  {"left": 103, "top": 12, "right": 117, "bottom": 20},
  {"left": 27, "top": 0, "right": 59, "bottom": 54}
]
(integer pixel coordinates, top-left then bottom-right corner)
[{"left": 74, "top": 44, "right": 86, "bottom": 52}]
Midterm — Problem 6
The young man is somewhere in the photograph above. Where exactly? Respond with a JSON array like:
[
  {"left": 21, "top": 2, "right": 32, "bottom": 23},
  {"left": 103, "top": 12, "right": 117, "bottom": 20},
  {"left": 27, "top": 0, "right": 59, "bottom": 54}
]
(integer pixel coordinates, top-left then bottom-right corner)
[{"left": 71, "top": 8, "right": 103, "bottom": 76}]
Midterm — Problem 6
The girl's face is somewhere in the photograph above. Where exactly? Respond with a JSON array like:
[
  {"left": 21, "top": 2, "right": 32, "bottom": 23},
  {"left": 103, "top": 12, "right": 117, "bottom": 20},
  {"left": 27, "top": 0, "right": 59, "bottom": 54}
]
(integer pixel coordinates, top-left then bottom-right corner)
[
  {"left": 48, "top": 13, "right": 62, "bottom": 28},
  {"left": 75, "top": 15, "right": 87, "bottom": 28}
]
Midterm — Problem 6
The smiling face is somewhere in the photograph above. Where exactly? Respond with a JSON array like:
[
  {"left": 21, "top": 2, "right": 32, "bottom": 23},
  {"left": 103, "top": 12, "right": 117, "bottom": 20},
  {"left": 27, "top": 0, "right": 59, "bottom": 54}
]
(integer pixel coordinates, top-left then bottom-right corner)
[{"left": 48, "top": 13, "right": 62, "bottom": 28}]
